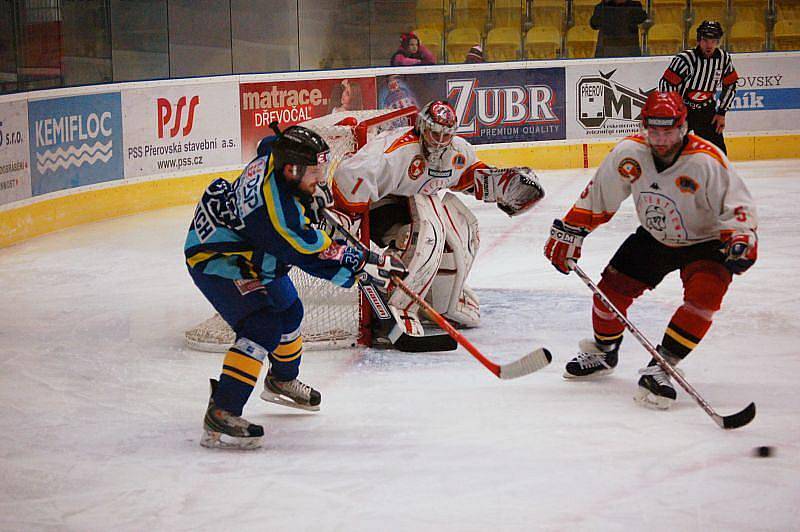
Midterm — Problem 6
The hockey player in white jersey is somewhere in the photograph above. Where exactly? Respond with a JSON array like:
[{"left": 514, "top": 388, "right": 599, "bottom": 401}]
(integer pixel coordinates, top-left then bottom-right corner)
[
  {"left": 332, "top": 100, "right": 544, "bottom": 348},
  {"left": 544, "top": 91, "right": 758, "bottom": 409}
]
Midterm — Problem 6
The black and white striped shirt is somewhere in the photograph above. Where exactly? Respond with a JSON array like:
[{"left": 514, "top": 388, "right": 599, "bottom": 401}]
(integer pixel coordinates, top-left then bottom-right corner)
[{"left": 658, "top": 47, "right": 739, "bottom": 114}]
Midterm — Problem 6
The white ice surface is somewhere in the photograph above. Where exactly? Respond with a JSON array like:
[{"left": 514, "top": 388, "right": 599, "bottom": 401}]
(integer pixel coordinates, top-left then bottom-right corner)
[{"left": 0, "top": 160, "right": 798, "bottom": 531}]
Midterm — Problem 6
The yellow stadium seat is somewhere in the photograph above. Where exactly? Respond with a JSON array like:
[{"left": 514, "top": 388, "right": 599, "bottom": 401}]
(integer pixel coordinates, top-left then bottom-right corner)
[
  {"left": 447, "top": 27, "right": 483, "bottom": 63},
  {"left": 572, "top": 0, "right": 596, "bottom": 27},
  {"left": 566, "top": 24, "right": 598, "bottom": 58},
  {"left": 728, "top": 20, "right": 765, "bottom": 51},
  {"left": 777, "top": 0, "right": 800, "bottom": 22},
  {"left": 651, "top": 0, "right": 688, "bottom": 25},
  {"left": 494, "top": 0, "right": 524, "bottom": 28},
  {"left": 416, "top": 0, "right": 447, "bottom": 32},
  {"left": 532, "top": 0, "right": 566, "bottom": 30},
  {"left": 454, "top": 0, "right": 489, "bottom": 32},
  {"left": 648, "top": 23, "right": 684, "bottom": 55},
  {"left": 732, "top": 0, "right": 768, "bottom": 24},
  {"left": 774, "top": 19, "right": 800, "bottom": 50},
  {"left": 525, "top": 25, "right": 562, "bottom": 58},
  {"left": 486, "top": 26, "right": 522, "bottom": 61},
  {"left": 414, "top": 28, "right": 442, "bottom": 61},
  {"left": 692, "top": 0, "right": 728, "bottom": 28}
]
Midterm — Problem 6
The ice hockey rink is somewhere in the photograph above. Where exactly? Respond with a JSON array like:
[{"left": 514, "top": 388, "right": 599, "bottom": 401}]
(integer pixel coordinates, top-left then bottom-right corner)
[{"left": 0, "top": 159, "right": 798, "bottom": 531}]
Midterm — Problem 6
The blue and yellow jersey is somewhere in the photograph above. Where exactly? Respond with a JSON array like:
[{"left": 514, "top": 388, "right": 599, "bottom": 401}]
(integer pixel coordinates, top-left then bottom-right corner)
[{"left": 184, "top": 141, "right": 357, "bottom": 290}]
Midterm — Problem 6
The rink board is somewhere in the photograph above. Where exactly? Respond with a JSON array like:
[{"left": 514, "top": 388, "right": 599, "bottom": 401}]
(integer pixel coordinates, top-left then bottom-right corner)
[{"left": 1, "top": 52, "right": 799, "bottom": 246}]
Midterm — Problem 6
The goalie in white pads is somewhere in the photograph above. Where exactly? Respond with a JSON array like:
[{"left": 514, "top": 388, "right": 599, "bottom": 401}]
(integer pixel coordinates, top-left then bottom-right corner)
[
  {"left": 544, "top": 91, "right": 758, "bottom": 409},
  {"left": 331, "top": 100, "right": 544, "bottom": 348}
]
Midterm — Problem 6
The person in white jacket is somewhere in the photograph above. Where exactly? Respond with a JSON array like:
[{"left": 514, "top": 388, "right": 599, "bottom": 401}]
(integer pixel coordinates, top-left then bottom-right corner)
[
  {"left": 544, "top": 91, "right": 758, "bottom": 409},
  {"left": 332, "top": 100, "right": 544, "bottom": 346}
]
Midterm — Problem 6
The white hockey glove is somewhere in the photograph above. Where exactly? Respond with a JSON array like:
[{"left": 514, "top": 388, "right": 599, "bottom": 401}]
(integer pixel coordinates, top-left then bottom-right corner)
[
  {"left": 307, "top": 182, "right": 334, "bottom": 230},
  {"left": 544, "top": 219, "right": 590, "bottom": 274},
  {"left": 474, "top": 167, "right": 545, "bottom": 217},
  {"left": 359, "top": 251, "right": 409, "bottom": 290}
]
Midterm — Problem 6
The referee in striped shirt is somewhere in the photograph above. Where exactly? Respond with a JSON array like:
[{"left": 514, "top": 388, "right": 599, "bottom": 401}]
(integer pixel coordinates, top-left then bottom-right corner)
[{"left": 658, "top": 21, "right": 738, "bottom": 153}]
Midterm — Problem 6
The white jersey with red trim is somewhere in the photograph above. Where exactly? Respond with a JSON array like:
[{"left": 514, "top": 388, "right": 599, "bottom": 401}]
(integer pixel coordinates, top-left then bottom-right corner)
[
  {"left": 332, "top": 127, "right": 486, "bottom": 214},
  {"left": 564, "top": 134, "right": 757, "bottom": 246}
]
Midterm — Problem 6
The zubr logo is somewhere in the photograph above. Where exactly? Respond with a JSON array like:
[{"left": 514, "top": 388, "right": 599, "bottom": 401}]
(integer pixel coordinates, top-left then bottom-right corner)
[
  {"left": 447, "top": 79, "right": 559, "bottom": 135},
  {"left": 157, "top": 95, "right": 199, "bottom": 138},
  {"left": 577, "top": 70, "right": 650, "bottom": 129}
]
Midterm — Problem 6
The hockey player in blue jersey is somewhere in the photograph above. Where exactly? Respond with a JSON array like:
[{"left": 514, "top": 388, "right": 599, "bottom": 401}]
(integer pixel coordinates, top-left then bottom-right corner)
[{"left": 185, "top": 125, "right": 407, "bottom": 450}]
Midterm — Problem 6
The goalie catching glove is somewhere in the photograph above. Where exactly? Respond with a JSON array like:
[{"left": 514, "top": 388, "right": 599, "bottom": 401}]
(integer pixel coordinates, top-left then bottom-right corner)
[
  {"left": 474, "top": 167, "right": 545, "bottom": 217},
  {"left": 544, "top": 219, "right": 590, "bottom": 274},
  {"left": 720, "top": 230, "right": 758, "bottom": 275}
]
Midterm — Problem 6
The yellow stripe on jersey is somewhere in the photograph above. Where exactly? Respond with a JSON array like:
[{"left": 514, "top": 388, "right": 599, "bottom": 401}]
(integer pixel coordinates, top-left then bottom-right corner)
[
  {"left": 186, "top": 250, "right": 254, "bottom": 268},
  {"left": 665, "top": 326, "right": 698, "bottom": 350},
  {"left": 222, "top": 368, "right": 257, "bottom": 386},
  {"left": 263, "top": 157, "right": 331, "bottom": 254},
  {"left": 595, "top": 332, "right": 623, "bottom": 342},
  {"left": 271, "top": 336, "right": 304, "bottom": 362}
]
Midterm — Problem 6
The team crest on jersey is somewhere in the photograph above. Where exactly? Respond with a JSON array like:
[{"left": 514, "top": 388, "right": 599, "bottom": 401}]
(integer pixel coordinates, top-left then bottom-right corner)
[
  {"left": 675, "top": 175, "right": 699, "bottom": 194},
  {"left": 452, "top": 153, "right": 466, "bottom": 170},
  {"left": 408, "top": 155, "right": 426, "bottom": 180},
  {"left": 618, "top": 158, "right": 642, "bottom": 182},
  {"left": 636, "top": 192, "right": 688, "bottom": 243}
]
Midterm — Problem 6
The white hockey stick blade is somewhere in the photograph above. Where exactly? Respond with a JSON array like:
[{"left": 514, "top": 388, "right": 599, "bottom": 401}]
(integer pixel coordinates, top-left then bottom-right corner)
[{"left": 499, "top": 347, "right": 552, "bottom": 380}]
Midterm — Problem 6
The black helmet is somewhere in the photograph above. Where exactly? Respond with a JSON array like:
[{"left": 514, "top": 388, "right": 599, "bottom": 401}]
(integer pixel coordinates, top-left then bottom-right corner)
[
  {"left": 697, "top": 20, "right": 724, "bottom": 40},
  {"left": 271, "top": 124, "right": 330, "bottom": 170}
]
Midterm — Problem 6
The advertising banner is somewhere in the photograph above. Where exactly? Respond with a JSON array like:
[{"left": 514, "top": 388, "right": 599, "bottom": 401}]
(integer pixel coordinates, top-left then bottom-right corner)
[
  {"left": 725, "top": 55, "right": 800, "bottom": 132},
  {"left": 0, "top": 100, "right": 31, "bottom": 206},
  {"left": 28, "top": 92, "right": 123, "bottom": 196},
  {"left": 566, "top": 60, "right": 667, "bottom": 140},
  {"left": 239, "top": 77, "right": 377, "bottom": 162},
  {"left": 377, "top": 68, "right": 567, "bottom": 144},
  {"left": 123, "top": 82, "right": 241, "bottom": 179}
]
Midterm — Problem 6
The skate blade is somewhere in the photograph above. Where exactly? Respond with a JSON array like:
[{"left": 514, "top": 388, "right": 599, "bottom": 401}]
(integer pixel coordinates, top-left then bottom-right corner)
[
  {"left": 634, "top": 387, "right": 673, "bottom": 410},
  {"left": 562, "top": 367, "right": 615, "bottom": 380},
  {"left": 200, "top": 429, "right": 262, "bottom": 450},
  {"left": 260, "top": 390, "right": 320, "bottom": 412}
]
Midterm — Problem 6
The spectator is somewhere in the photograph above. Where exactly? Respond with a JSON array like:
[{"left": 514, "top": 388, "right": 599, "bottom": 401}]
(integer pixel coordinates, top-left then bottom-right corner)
[
  {"left": 590, "top": 0, "right": 648, "bottom": 58},
  {"left": 465, "top": 44, "right": 485, "bottom": 63},
  {"left": 328, "top": 79, "right": 363, "bottom": 113},
  {"left": 390, "top": 32, "right": 436, "bottom": 66}
]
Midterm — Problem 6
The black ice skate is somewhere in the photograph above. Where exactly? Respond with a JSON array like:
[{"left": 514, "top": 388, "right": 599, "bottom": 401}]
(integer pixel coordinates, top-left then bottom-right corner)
[
  {"left": 563, "top": 338, "right": 619, "bottom": 379},
  {"left": 201, "top": 379, "right": 264, "bottom": 450},
  {"left": 635, "top": 348, "right": 682, "bottom": 410},
  {"left": 260, "top": 372, "right": 321, "bottom": 411}
]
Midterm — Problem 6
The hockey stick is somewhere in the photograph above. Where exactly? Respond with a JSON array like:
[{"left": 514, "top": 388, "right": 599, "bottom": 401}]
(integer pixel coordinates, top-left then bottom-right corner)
[
  {"left": 321, "top": 208, "right": 551, "bottom": 379},
  {"left": 567, "top": 260, "right": 756, "bottom": 430}
]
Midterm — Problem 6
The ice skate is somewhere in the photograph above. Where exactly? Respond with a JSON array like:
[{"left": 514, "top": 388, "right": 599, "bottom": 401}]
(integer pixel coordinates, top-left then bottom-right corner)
[
  {"left": 260, "top": 373, "right": 321, "bottom": 411},
  {"left": 635, "top": 349, "right": 682, "bottom": 410},
  {"left": 563, "top": 338, "right": 619, "bottom": 379},
  {"left": 201, "top": 379, "right": 264, "bottom": 450}
]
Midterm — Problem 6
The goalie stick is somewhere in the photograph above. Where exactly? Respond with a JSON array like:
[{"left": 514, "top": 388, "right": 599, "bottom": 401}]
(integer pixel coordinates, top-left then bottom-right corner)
[
  {"left": 568, "top": 260, "right": 756, "bottom": 430},
  {"left": 322, "top": 208, "right": 552, "bottom": 379}
]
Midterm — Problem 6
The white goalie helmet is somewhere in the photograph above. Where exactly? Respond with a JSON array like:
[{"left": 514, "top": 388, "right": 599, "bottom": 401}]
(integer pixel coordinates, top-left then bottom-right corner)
[{"left": 417, "top": 100, "right": 457, "bottom": 156}]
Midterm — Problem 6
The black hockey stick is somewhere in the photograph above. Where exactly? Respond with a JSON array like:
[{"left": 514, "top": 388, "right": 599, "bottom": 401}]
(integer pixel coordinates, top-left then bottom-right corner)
[
  {"left": 568, "top": 260, "right": 756, "bottom": 430},
  {"left": 322, "top": 208, "right": 552, "bottom": 379}
]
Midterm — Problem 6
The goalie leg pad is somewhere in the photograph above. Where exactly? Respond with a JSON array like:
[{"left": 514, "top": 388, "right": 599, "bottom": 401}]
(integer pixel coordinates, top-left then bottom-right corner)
[
  {"left": 426, "top": 192, "right": 481, "bottom": 327},
  {"left": 383, "top": 195, "right": 447, "bottom": 319}
]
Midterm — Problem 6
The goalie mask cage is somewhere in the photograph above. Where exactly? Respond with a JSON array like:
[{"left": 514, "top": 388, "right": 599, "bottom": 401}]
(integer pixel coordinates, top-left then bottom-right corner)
[{"left": 186, "top": 106, "right": 418, "bottom": 351}]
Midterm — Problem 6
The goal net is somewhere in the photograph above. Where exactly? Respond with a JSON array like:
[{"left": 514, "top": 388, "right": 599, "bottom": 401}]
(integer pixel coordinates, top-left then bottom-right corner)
[{"left": 185, "top": 106, "right": 418, "bottom": 352}]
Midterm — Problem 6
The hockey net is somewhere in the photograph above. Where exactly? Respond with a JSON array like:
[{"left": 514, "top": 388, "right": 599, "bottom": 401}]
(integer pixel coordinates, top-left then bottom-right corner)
[{"left": 185, "top": 106, "right": 418, "bottom": 352}]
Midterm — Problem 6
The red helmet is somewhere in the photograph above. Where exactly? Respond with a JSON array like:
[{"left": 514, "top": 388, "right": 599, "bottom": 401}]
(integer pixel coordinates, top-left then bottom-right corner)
[
  {"left": 417, "top": 100, "right": 457, "bottom": 154},
  {"left": 640, "top": 91, "right": 687, "bottom": 128}
]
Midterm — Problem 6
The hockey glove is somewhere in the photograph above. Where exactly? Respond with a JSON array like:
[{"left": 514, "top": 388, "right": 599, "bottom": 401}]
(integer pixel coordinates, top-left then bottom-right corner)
[
  {"left": 497, "top": 167, "right": 545, "bottom": 217},
  {"left": 359, "top": 251, "right": 408, "bottom": 290},
  {"left": 544, "top": 219, "right": 589, "bottom": 274},
  {"left": 307, "top": 183, "right": 334, "bottom": 229},
  {"left": 721, "top": 231, "right": 758, "bottom": 275}
]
